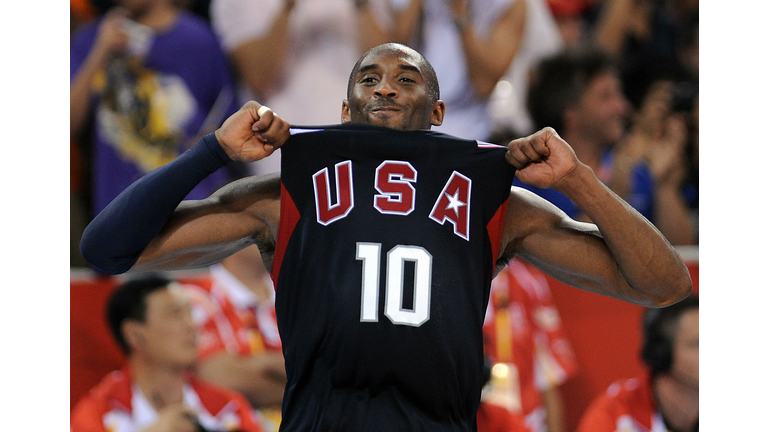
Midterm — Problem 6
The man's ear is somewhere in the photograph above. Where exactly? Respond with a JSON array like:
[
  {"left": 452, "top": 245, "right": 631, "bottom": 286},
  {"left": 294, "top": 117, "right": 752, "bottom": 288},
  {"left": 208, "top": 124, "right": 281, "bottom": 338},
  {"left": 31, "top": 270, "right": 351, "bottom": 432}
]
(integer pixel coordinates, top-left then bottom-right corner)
[
  {"left": 341, "top": 100, "right": 351, "bottom": 124},
  {"left": 122, "top": 321, "right": 145, "bottom": 352},
  {"left": 430, "top": 100, "right": 446, "bottom": 127}
]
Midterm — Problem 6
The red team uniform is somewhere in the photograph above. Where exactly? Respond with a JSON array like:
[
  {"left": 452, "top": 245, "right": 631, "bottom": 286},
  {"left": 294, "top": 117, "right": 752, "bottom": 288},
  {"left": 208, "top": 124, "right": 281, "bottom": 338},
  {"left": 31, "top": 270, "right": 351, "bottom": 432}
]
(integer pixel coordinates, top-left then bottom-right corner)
[
  {"left": 184, "top": 264, "right": 282, "bottom": 361},
  {"left": 183, "top": 264, "right": 283, "bottom": 430},
  {"left": 576, "top": 374, "right": 669, "bottom": 432},
  {"left": 70, "top": 366, "right": 264, "bottom": 432},
  {"left": 482, "top": 259, "right": 578, "bottom": 432}
]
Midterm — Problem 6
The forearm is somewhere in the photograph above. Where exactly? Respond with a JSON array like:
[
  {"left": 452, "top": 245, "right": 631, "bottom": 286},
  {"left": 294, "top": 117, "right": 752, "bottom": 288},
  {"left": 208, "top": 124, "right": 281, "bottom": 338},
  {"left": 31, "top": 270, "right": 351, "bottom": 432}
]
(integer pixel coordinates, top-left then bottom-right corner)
[
  {"left": 354, "top": 1, "right": 390, "bottom": 51},
  {"left": 456, "top": 0, "right": 525, "bottom": 97},
  {"left": 592, "top": 0, "right": 633, "bottom": 56},
  {"left": 381, "top": 0, "right": 422, "bottom": 44},
  {"left": 80, "top": 133, "right": 232, "bottom": 274},
  {"left": 555, "top": 164, "right": 691, "bottom": 305},
  {"left": 231, "top": 5, "right": 292, "bottom": 97}
]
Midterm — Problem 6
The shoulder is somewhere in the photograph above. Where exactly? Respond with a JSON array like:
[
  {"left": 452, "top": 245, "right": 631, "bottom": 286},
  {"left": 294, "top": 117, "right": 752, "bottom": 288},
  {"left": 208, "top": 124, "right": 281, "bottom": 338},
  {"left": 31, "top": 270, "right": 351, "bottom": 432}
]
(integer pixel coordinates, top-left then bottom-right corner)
[
  {"left": 71, "top": 370, "right": 132, "bottom": 429},
  {"left": 590, "top": 377, "right": 653, "bottom": 413},
  {"left": 171, "top": 12, "right": 226, "bottom": 48},
  {"left": 174, "top": 12, "right": 216, "bottom": 33}
]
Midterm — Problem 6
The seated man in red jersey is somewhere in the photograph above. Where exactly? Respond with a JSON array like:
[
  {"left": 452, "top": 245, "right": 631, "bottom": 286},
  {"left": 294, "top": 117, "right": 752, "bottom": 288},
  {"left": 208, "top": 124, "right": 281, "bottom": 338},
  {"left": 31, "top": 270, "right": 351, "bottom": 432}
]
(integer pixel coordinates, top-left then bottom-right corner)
[
  {"left": 483, "top": 259, "right": 579, "bottom": 432},
  {"left": 576, "top": 296, "right": 698, "bottom": 432},
  {"left": 184, "top": 246, "right": 286, "bottom": 432},
  {"left": 70, "top": 273, "right": 266, "bottom": 432}
]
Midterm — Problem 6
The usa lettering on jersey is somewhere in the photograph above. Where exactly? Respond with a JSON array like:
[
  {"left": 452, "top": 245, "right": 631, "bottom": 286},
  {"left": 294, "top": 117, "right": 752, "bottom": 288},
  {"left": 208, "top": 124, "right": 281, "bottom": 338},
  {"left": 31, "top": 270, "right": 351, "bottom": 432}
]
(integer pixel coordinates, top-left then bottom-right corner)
[{"left": 311, "top": 160, "right": 471, "bottom": 241}]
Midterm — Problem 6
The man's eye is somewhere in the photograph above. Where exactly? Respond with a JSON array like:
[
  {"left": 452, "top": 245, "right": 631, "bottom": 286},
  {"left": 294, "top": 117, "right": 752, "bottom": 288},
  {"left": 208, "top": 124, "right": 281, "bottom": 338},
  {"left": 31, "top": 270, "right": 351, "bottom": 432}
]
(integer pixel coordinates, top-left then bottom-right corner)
[
  {"left": 360, "top": 77, "right": 377, "bottom": 84},
  {"left": 400, "top": 77, "right": 415, "bottom": 83}
]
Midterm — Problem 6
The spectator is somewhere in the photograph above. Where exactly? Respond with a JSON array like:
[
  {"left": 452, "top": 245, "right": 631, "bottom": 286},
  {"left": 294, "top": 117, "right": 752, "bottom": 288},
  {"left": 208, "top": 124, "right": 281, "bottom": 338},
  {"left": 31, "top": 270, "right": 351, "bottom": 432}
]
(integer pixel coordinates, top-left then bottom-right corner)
[
  {"left": 591, "top": 0, "right": 698, "bottom": 108},
  {"left": 381, "top": 0, "right": 527, "bottom": 140},
  {"left": 70, "top": 0, "right": 240, "bottom": 217},
  {"left": 487, "top": 0, "right": 565, "bottom": 137},
  {"left": 524, "top": 45, "right": 694, "bottom": 245},
  {"left": 70, "top": 273, "right": 266, "bottom": 432},
  {"left": 612, "top": 78, "right": 696, "bottom": 245},
  {"left": 184, "top": 246, "right": 287, "bottom": 432},
  {"left": 576, "top": 295, "right": 699, "bottom": 432},
  {"left": 482, "top": 259, "right": 578, "bottom": 432},
  {"left": 208, "top": 0, "right": 393, "bottom": 176}
]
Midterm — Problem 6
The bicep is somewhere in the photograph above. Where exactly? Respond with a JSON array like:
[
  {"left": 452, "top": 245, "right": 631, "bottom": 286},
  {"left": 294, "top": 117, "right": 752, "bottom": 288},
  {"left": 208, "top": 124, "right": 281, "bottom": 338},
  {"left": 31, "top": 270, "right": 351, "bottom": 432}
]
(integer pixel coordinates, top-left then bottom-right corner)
[
  {"left": 500, "top": 188, "right": 632, "bottom": 300},
  {"left": 134, "top": 175, "right": 281, "bottom": 271}
]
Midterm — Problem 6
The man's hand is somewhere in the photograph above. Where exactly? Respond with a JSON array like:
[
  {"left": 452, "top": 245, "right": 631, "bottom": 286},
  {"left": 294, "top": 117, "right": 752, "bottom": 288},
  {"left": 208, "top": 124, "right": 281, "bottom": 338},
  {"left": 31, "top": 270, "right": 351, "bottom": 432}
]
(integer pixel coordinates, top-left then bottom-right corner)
[
  {"left": 505, "top": 127, "right": 581, "bottom": 190},
  {"left": 215, "top": 101, "right": 291, "bottom": 162},
  {"left": 92, "top": 8, "right": 129, "bottom": 64}
]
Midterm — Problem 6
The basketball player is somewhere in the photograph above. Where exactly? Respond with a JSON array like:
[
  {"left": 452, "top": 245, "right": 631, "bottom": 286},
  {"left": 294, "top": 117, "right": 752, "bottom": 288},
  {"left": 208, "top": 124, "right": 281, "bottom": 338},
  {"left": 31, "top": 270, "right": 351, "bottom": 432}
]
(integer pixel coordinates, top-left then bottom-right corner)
[
  {"left": 81, "top": 43, "right": 692, "bottom": 432},
  {"left": 576, "top": 296, "right": 699, "bottom": 432}
]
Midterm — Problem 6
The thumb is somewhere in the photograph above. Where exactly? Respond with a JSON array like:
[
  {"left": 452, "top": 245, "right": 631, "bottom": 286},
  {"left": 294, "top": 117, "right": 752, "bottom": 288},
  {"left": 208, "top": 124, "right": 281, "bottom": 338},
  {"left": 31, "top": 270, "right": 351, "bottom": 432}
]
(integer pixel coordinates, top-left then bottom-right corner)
[{"left": 252, "top": 105, "right": 274, "bottom": 133}]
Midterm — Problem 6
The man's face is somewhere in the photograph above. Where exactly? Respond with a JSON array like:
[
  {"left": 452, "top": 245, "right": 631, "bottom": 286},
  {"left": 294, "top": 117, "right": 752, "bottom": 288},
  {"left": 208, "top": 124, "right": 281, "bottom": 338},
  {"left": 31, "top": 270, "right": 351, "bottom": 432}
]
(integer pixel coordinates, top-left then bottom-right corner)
[
  {"left": 131, "top": 284, "right": 198, "bottom": 368},
  {"left": 670, "top": 308, "right": 699, "bottom": 389},
  {"left": 342, "top": 48, "right": 445, "bottom": 131},
  {"left": 572, "top": 71, "right": 629, "bottom": 146}
]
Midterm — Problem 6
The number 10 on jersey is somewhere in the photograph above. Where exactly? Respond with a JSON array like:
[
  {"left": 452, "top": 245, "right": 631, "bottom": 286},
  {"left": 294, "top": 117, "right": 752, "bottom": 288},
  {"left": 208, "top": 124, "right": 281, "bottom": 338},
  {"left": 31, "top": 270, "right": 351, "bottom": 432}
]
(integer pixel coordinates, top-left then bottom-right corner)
[{"left": 356, "top": 243, "right": 433, "bottom": 327}]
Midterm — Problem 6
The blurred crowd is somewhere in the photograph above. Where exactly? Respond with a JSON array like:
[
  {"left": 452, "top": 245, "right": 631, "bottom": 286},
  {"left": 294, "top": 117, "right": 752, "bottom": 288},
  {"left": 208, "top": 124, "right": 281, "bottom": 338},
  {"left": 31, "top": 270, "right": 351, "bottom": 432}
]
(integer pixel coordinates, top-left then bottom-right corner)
[
  {"left": 70, "top": 0, "right": 698, "bottom": 431},
  {"left": 70, "top": 0, "right": 698, "bottom": 268}
]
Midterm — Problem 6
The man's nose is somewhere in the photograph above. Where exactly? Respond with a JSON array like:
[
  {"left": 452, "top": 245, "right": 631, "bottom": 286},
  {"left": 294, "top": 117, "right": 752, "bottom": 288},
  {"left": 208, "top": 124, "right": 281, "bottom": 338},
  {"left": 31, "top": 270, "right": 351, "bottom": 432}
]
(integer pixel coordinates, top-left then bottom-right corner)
[{"left": 374, "top": 80, "right": 397, "bottom": 98}]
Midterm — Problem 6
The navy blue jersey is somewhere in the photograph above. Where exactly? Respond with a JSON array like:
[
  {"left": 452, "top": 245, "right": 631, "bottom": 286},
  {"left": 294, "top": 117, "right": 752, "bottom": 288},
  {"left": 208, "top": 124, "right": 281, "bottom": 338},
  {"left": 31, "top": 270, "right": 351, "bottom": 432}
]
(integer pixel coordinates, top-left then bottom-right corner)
[{"left": 271, "top": 124, "right": 516, "bottom": 432}]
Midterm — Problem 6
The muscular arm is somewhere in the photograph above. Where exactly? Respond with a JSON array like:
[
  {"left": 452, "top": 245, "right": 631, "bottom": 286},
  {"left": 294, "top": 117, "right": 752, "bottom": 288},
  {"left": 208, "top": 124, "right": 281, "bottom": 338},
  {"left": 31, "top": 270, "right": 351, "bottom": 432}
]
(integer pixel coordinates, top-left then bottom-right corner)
[
  {"left": 132, "top": 173, "right": 282, "bottom": 272},
  {"left": 80, "top": 101, "right": 291, "bottom": 274},
  {"left": 499, "top": 128, "right": 691, "bottom": 307}
]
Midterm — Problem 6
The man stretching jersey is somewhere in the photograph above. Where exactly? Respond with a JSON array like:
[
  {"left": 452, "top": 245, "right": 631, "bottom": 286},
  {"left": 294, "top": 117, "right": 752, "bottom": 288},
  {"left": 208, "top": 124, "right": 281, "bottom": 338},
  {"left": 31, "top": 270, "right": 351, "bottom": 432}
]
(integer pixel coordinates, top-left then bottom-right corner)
[
  {"left": 273, "top": 124, "right": 515, "bottom": 430},
  {"left": 81, "top": 43, "right": 692, "bottom": 432}
]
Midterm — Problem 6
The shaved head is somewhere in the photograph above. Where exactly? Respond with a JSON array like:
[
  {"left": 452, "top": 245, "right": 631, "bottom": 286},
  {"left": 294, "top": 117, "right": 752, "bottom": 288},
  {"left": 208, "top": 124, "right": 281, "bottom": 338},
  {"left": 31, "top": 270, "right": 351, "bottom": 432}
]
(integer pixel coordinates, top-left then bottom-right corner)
[{"left": 347, "top": 43, "right": 440, "bottom": 104}]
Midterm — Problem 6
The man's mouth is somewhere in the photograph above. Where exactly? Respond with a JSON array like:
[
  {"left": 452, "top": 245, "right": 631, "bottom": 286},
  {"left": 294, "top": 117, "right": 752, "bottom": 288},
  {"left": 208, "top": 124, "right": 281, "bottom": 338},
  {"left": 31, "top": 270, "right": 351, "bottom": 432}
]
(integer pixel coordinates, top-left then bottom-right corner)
[{"left": 370, "top": 104, "right": 403, "bottom": 113}]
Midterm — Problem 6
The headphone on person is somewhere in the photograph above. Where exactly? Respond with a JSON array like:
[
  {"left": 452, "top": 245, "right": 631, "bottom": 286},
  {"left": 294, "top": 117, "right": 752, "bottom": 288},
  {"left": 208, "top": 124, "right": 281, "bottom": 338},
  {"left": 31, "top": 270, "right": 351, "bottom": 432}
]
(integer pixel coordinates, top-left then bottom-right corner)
[{"left": 641, "top": 296, "right": 699, "bottom": 374}]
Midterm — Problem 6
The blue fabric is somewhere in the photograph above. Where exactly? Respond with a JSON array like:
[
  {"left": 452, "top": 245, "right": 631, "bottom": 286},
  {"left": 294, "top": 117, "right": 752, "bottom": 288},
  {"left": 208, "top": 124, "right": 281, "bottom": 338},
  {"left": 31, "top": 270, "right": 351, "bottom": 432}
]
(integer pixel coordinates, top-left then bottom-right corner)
[
  {"left": 80, "top": 133, "right": 231, "bottom": 274},
  {"left": 513, "top": 151, "right": 656, "bottom": 221},
  {"left": 70, "top": 12, "right": 239, "bottom": 216}
]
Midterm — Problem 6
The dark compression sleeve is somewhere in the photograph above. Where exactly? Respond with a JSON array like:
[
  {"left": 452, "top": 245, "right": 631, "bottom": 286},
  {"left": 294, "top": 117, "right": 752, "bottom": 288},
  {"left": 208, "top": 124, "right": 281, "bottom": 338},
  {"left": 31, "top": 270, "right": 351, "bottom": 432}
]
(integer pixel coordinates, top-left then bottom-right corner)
[{"left": 80, "top": 133, "right": 232, "bottom": 274}]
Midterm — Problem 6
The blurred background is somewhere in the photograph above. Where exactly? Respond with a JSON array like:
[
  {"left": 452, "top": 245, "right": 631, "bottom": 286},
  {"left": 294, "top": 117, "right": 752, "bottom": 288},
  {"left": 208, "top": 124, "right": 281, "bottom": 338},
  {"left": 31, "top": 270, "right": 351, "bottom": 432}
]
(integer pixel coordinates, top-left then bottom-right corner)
[{"left": 68, "top": 0, "right": 701, "bottom": 430}]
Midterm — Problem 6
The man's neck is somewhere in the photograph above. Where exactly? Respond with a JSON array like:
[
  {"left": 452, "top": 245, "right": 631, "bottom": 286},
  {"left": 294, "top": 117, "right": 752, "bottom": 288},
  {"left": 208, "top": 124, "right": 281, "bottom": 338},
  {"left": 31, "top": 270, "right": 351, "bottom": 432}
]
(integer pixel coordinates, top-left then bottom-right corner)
[{"left": 130, "top": 357, "right": 187, "bottom": 409}]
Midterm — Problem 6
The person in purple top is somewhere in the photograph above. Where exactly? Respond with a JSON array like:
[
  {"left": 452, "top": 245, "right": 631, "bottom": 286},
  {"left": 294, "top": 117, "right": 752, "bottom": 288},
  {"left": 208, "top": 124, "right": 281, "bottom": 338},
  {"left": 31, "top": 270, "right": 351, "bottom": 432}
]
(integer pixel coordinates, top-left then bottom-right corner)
[{"left": 70, "top": 0, "right": 240, "bottom": 216}]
